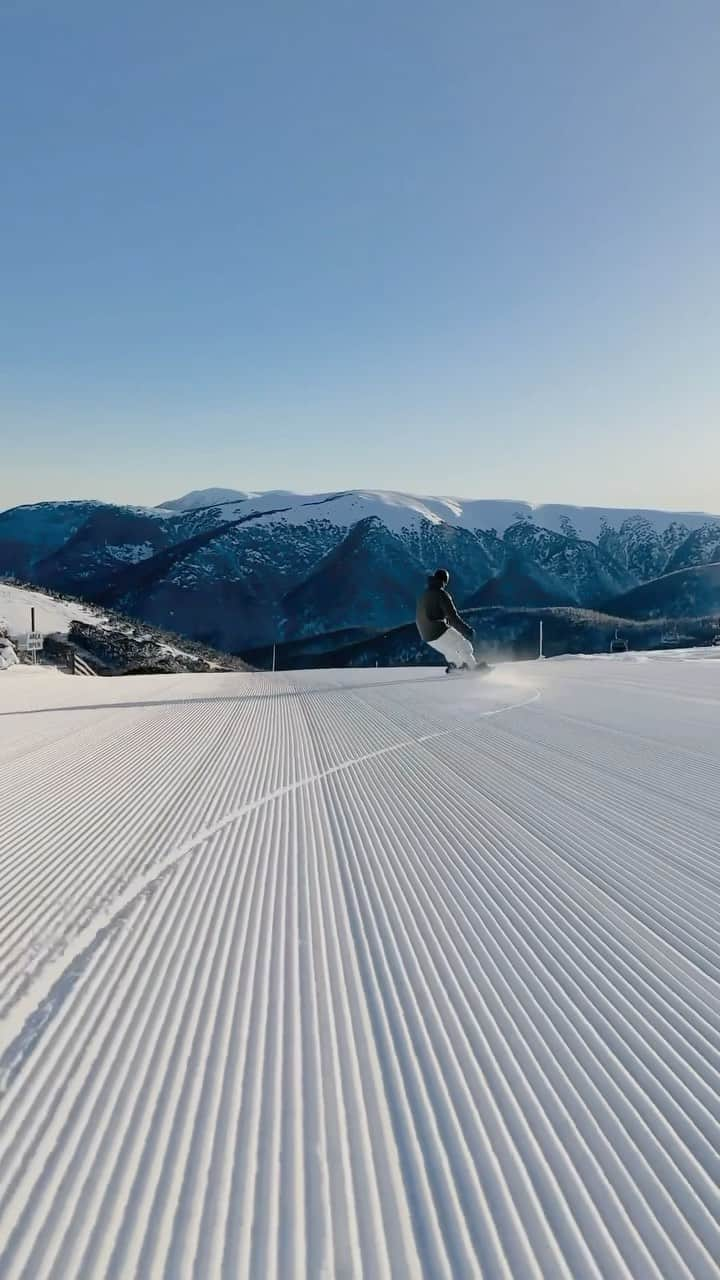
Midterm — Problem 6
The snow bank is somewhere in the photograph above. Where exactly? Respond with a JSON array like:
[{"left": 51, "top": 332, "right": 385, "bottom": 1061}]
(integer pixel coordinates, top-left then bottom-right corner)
[
  {"left": 0, "top": 582, "right": 104, "bottom": 637},
  {"left": 0, "top": 636, "right": 18, "bottom": 670}
]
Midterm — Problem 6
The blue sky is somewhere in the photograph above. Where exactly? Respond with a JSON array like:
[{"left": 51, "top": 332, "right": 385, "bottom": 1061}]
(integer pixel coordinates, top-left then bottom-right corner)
[{"left": 2, "top": 0, "right": 719, "bottom": 512}]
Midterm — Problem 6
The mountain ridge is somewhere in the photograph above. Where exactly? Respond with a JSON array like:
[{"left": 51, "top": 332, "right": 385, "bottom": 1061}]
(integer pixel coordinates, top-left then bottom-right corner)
[
  {"left": 602, "top": 562, "right": 720, "bottom": 621},
  {"left": 2, "top": 489, "right": 720, "bottom": 651},
  {"left": 157, "top": 487, "right": 720, "bottom": 536}
]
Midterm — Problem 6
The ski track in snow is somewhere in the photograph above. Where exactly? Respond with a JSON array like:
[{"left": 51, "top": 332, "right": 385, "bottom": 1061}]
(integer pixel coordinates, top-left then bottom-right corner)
[{"left": 0, "top": 659, "right": 719, "bottom": 1279}]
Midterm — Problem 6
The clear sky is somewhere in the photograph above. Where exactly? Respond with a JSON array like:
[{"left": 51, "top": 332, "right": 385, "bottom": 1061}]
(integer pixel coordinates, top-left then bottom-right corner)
[{"left": 1, "top": 0, "right": 719, "bottom": 513}]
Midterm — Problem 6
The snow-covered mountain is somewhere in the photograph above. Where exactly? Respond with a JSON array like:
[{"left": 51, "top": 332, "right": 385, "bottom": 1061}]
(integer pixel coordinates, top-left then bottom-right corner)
[
  {"left": 159, "top": 487, "right": 259, "bottom": 511},
  {"left": 2, "top": 489, "right": 719, "bottom": 651},
  {"left": 158, "top": 487, "right": 720, "bottom": 538}
]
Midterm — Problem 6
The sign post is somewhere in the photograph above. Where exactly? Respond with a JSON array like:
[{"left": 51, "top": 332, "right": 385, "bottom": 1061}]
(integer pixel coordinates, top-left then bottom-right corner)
[{"left": 23, "top": 632, "right": 44, "bottom": 665}]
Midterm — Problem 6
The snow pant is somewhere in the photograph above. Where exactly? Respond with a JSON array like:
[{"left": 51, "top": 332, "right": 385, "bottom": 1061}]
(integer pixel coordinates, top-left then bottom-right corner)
[{"left": 427, "top": 628, "right": 476, "bottom": 669}]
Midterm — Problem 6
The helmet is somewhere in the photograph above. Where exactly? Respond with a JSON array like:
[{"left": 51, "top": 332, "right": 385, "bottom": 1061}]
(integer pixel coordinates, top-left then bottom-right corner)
[{"left": 433, "top": 568, "right": 450, "bottom": 585}]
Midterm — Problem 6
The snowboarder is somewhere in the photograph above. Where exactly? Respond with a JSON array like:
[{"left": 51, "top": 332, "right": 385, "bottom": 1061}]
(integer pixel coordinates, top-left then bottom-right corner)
[{"left": 416, "top": 569, "right": 477, "bottom": 671}]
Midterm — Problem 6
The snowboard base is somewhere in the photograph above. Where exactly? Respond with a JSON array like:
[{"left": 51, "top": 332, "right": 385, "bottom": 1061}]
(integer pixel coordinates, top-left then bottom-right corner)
[{"left": 445, "top": 661, "right": 493, "bottom": 675}]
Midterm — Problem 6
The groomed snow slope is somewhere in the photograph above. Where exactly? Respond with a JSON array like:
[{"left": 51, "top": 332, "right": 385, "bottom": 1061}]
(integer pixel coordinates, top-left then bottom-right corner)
[{"left": 0, "top": 657, "right": 719, "bottom": 1279}]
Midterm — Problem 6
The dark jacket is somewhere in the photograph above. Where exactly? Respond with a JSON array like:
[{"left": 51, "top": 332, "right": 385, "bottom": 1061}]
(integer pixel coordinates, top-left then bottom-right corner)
[{"left": 416, "top": 580, "right": 473, "bottom": 642}]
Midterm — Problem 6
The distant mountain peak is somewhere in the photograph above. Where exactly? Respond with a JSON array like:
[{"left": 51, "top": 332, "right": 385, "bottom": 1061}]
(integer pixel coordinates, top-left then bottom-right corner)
[{"left": 160, "top": 487, "right": 259, "bottom": 512}]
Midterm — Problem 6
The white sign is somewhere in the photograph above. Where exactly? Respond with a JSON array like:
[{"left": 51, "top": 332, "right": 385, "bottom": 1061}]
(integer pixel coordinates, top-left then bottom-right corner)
[{"left": 23, "top": 632, "right": 44, "bottom": 652}]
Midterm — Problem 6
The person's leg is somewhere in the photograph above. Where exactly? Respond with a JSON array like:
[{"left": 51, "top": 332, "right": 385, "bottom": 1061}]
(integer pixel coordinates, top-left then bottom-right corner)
[
  {"left": 447, "top": 629, "right": 476, "bottom": 669},
  {"left": 427, "top": 633, "right": 454, "bottom": 668},
  {"left": 428, "top": 629, "right": 476, "bottom": 669}
]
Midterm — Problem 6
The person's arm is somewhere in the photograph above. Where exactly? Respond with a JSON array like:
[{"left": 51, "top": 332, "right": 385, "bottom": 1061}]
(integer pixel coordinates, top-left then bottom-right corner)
[{"left": 439, "top": 589, "right": 474, "bottom": 640}]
